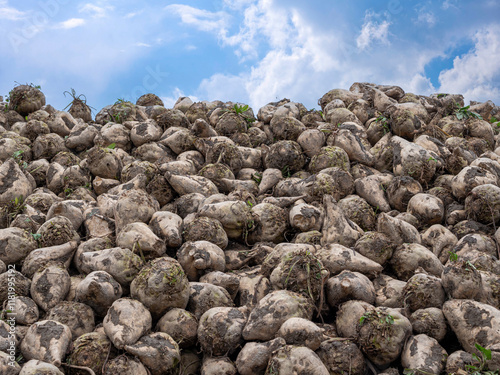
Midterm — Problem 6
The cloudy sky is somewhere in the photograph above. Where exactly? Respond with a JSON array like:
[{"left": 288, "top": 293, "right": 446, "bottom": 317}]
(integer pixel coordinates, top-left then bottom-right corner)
[{"left": 0, "top": 0, "right": 499, "bottom": 113}]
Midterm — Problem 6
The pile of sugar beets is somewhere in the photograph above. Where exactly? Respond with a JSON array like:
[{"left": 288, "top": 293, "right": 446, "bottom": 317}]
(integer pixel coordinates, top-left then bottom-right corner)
[{"left": 1, "top": 82, "right": 500, "bottom": 375}]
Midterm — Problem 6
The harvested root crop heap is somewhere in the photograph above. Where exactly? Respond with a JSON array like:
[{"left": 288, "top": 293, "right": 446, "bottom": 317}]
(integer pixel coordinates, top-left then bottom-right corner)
[{"left": 1, "top": 82, "right": 500, "bottom": 375}]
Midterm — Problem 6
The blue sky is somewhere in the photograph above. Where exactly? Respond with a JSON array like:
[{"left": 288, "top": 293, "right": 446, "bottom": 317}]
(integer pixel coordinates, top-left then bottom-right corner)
[{"left": 1, "top": 0, "right": 499, "bottom": 114}]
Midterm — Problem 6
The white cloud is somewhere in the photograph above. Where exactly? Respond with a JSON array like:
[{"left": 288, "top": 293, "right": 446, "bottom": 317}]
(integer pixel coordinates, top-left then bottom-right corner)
[
  {"left": 417, "top": 12, "right": 437, "bottom": 26},
  {"left": 195, "top": 5, "right": 344, "bottom": 109},
  {"left": 442, "top": 0, "right": 460, "bottom": 10},
  {"left": 0, "top": 1, "right": 25, "bottom": 20},
  {"left": 135, "top": 42, "right": 151, "bottom": 48},
  {"left": 79, "top": 3, "right": 113, "bottom": 18},
  {"left": 125, "top": 11, "right": 142, "bottom": 18},
  {"left": 166, "top": 1, "right": 295, "bottom": 61},
  {"left": 193, "top": 2, "right": 445, "bottom": 110},
  {"left": 483, "top": 0, "right": 499, "bottom": 7},
  {"left": 438, "top": 24, "right": 500, "bottom": 104},
  {"left": 356, "top": 12, "right": 391, "bottom": 50},
  {"left": 159, "top": 2, "right": 459, "bottom": 111},
  {"left": 224, "top": 0, "right": 295, "bottom": 57},
  {"left": 223, "top": 0, "right": 255, "bottom": 10},
  {"left": 406, "top": 74, "right": 436, "bottom": 95},
  {"left": 57, "top": 18, "right": 86, "bottom": 29},
  {"left": 289, "top": 10, "right": 337, "bottom": 72},
  {"left": 165, "top": 4, "right": 230, "bottom": 33}
]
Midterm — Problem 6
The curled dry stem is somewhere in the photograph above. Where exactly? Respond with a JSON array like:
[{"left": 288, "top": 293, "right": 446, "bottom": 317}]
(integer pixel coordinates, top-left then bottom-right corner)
[
  {"left": 101, "top": 342, "right": 112, "bottom": 375},
  {"left": 316, "top": 266, "right": 329, "bottom": 321},
  {"left": 132, "top": 241, "right": 146, "bottom": 263},
  {"left": 242, "top": 215, "right": 255, "bottom": 247},
  {"left": 62, "top": 363, "right": 96, "bottom": 375}
]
